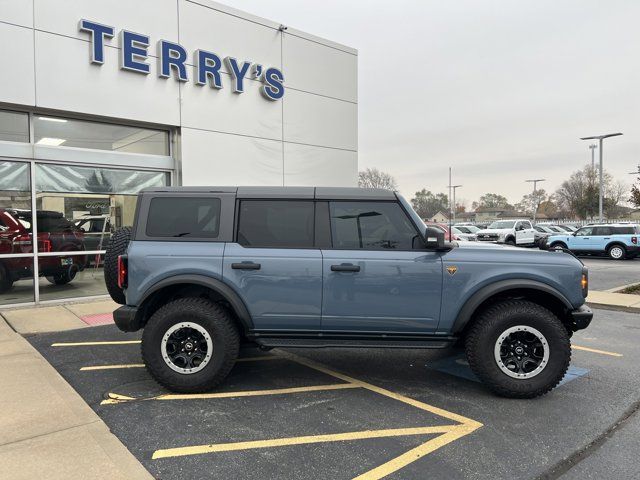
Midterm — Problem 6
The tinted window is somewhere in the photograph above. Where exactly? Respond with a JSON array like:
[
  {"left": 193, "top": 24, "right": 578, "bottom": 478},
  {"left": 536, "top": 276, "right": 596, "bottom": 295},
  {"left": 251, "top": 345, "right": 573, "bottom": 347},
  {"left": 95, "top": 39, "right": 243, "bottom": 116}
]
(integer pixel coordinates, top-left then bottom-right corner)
[
  {"left": 147, "top": 197, "right": 220, "bottom": 238},
  {"left": 237, "top": 200, "right": 314, "bottom": 248},
  {"left": 593, "top": 227, "right": 612, "bottom": 236},
  {"left": 612, "top": 226, "right": 636, "bottom": 234},
  {"left": 329, "top": 202, "right": 418, "bottom": 250}
]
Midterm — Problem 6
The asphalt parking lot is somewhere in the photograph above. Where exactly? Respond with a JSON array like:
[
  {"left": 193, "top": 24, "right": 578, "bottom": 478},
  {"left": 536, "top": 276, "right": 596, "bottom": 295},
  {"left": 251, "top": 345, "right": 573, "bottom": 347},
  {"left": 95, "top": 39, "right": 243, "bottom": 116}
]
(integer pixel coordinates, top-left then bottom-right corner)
[
  {"left": 580, "top": 257, "right": 639, "bottom": 291},
  {"left": 26, "top": 306, "right": 639, "bottom": 480}
]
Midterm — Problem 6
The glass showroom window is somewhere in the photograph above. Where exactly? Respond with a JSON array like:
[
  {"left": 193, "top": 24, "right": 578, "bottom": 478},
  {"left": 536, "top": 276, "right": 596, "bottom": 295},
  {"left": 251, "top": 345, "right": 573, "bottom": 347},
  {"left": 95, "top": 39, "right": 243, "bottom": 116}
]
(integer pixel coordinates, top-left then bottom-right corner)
[
  {"left": 35, "top": 164, "right": 170, "bottom": 303},
  {"left": 0, "top": 110, "right": 29, "bottom": 143},
  {"left": 33, "top": 115, "right": 169, "bottom": 155},
  {"left": 0, "top": 161, "right": 34, "bottom": 305}
]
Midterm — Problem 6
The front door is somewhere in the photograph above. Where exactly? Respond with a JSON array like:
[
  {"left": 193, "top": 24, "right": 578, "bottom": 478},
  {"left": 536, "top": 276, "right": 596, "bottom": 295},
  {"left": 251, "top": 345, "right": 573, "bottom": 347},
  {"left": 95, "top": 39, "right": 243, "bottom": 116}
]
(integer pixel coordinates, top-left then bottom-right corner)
[
  {"left": 320, "top": 201, "right": 443, "bottom": 333},
  {"left": 515, "top": 221, "right": 535, "bottom": 245},
  {"left": 571, "top": 226, "right": 594, "bottom": 250},
  {"left": 223, "top": 200, "right": 322, "bottom": 331}
]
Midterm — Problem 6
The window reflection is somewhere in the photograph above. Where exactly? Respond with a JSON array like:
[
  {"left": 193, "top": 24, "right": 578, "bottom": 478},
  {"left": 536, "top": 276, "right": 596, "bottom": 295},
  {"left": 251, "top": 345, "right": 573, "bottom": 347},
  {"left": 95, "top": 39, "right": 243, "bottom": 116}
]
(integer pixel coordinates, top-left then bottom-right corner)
[{"left": 0, "top": 110, "right": 29, "bottom": 143}]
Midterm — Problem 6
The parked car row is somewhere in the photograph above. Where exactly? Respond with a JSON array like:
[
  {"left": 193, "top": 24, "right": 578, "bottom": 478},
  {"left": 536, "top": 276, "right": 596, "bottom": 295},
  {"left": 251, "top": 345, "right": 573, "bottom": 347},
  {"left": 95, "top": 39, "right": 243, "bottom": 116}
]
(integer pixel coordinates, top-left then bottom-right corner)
[{"left": 451, "top": 219, "right": 639, "bottom": 260}]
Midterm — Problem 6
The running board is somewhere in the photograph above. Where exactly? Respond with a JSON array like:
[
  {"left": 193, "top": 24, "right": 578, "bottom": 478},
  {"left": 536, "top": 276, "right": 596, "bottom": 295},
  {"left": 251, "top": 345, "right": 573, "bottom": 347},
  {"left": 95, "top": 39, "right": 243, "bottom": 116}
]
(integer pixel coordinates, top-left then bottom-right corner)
[{"left": 252, "top": 337, "right": 456, "bottom": 349}]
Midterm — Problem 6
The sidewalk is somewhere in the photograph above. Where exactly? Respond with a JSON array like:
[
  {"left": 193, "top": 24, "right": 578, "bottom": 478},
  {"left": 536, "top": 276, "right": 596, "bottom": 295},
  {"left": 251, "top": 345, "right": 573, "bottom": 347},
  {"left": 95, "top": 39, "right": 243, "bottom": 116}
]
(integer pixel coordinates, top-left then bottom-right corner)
[
  {"left": 586, "top": 290, "right": 640, "bottom": 312},
  {"left": 0, "top": 305, "right": 152, "bottom": 480}
]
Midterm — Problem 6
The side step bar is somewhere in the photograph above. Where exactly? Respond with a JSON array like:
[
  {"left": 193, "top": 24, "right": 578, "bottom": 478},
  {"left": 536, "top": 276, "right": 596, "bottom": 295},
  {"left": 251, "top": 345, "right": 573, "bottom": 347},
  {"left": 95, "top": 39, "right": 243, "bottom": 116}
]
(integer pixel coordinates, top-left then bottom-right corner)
[{"left": 252, "top": 337, "right": 457, "bottom": 349}]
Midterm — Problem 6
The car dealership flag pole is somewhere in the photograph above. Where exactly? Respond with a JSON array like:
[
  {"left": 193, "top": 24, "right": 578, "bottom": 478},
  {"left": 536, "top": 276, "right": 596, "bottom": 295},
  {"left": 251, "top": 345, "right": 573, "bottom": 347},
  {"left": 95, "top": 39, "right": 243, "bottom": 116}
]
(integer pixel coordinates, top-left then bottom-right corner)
[{"left": 580, "top": 133, "right": 623, "bottom": 223}]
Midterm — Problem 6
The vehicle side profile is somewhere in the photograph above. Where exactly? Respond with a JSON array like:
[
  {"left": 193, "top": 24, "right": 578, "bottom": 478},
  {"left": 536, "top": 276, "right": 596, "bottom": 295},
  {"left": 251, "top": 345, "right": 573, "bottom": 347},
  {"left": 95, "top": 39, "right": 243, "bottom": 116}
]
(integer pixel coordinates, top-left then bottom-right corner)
[
  {"left": 0, "top": 208, "right": 86, "bottom": 292},
  {"left": 476, "top": 219, "right": 536, "bottom": 246},
  {"left": 106, "top": 187, "right": 592, "bottom": 398},
  {"left": 540, "top": 224, "right": 640, "bottom": 260}
]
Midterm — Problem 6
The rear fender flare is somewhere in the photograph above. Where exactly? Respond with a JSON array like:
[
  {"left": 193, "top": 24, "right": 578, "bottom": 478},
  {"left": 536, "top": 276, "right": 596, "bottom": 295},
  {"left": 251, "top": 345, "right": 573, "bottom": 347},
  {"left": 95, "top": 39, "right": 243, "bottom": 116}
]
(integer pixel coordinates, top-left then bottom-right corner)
[{"left": 140, "top": 274, "right": 253, "bottom": 331}]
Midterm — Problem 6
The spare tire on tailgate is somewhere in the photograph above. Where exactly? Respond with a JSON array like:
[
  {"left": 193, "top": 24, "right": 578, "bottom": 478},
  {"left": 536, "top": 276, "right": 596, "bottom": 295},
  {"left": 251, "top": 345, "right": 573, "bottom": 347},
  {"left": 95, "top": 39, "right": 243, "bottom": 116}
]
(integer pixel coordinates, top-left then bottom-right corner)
[{"left": 104, "top": 226, "right": 131, "bottom": 305}]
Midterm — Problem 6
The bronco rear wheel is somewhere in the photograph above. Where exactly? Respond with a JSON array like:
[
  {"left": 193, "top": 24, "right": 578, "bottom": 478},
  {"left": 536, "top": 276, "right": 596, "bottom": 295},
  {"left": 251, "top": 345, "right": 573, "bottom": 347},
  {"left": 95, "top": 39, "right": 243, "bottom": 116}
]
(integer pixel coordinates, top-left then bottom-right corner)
[
  {"left": 465, "top": 300, "right": 570, "bottom": 398},
  {"left": 607, "top": 244, "right": 626, "bottom": 260},
  {"left": 142, "top": 298, "right": 239, "bottom": 393}
]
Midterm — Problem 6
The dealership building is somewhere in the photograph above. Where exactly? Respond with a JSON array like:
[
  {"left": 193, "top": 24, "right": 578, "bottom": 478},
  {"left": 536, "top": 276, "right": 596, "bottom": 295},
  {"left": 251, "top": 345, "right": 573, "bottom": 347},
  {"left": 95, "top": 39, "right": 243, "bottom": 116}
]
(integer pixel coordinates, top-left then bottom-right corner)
[{"left": 0, "top": 0, "right": 358, "bottom": 306}]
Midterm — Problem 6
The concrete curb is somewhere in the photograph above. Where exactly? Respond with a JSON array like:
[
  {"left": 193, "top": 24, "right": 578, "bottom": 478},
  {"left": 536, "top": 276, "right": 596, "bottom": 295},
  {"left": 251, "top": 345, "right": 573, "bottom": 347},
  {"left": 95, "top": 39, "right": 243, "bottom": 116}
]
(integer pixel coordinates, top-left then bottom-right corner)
[{"left": 0, "top": 313, "right": 153, "bottom": 480}]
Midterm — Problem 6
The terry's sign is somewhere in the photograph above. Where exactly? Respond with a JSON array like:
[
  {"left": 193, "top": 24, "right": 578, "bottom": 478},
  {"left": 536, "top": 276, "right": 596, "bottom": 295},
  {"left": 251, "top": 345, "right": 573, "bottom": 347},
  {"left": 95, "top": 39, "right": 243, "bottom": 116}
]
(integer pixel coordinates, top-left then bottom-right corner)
[{"left": 78, "top": 19, "right": 285, "bottom": 101}]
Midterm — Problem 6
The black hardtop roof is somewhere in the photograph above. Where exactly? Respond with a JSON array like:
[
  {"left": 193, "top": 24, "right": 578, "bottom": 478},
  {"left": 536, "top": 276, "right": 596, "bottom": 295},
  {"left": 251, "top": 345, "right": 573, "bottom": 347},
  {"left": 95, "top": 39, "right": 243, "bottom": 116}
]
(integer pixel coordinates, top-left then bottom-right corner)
[{"left": 141, "top": 186, "right": 397, "bottom": 200}]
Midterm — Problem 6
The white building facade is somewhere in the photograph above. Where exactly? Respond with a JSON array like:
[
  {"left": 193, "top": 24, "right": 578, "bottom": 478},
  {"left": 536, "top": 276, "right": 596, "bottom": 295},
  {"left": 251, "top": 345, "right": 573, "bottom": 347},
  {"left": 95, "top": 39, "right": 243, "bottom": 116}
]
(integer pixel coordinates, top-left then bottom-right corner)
[{"left": 0, "top": 0, "right": 358, "bottom": 306}]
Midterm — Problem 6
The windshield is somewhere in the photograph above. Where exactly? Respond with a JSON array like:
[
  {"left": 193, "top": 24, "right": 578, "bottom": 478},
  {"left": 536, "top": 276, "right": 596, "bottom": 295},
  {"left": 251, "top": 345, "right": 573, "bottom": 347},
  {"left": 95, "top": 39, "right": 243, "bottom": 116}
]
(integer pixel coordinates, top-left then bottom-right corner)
[{"left": 488, "top": 221, "right": 515, "bottom": 229}]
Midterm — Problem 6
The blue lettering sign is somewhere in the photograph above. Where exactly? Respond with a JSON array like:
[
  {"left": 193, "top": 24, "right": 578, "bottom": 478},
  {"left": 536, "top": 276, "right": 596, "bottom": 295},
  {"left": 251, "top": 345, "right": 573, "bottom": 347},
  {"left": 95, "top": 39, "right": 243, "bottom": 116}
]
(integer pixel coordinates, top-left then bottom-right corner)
[
  {"left": 261, "top": 68, "right": 285, "bottom": 101},
  {"left": 158, "top": 40, "right": 188, "bottom": 82},
  {"left": 78, "top": 20, "right": 114, "bottom": 64},
  {"left": 120, "top": 30, "right": 150, "bottom": 74},
  {"left": 195, "top": 49, "right": 223, "bottom": 89},
  {"left": 224, "top": 57, "right": 252, "bottom": 93},
  {"left": 78, "top": 19, "right": 284, "bottom": 100}
]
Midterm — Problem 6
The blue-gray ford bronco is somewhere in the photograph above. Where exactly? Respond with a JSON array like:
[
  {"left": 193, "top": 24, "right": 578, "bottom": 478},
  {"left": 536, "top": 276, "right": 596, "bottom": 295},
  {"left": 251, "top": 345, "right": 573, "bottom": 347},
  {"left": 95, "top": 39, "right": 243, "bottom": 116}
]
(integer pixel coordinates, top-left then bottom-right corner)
[{"left": 104, "top": 187, "right": 593, "bottom": 398}]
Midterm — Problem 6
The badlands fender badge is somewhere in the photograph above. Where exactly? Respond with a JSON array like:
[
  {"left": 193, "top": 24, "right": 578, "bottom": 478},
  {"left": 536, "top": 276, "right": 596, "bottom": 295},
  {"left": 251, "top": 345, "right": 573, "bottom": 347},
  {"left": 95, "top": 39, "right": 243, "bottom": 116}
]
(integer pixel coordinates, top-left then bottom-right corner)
[{"left": 446, "top": 265, "right": 458, "bottom": 276}]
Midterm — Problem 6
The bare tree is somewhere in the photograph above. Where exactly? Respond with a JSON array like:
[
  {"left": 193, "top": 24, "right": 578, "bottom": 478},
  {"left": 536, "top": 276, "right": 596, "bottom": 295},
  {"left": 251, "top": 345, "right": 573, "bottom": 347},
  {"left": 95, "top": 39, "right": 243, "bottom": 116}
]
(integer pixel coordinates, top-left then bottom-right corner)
[{"left": 358, "top": 168, "right": 398, "bottom": 190}]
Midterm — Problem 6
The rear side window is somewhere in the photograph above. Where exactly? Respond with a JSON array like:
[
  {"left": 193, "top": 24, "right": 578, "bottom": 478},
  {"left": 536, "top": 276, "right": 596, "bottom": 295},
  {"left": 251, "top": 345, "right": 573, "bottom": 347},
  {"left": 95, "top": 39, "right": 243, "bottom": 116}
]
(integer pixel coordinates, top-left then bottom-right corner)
[
  {"left": 237, "top": 200, "right": 314, "bottom": 248},
  {"left": 146, "top": 197, "right": 221, "bottom": 238},
  {"left": 612, "top": 226, "right": 635, "bottom": 234},
  {"left": 593, "top": 227, "right": 612, "bottom": 235},
  {"left": 329, "top": 201, "right": 418, "bottom": 250}
]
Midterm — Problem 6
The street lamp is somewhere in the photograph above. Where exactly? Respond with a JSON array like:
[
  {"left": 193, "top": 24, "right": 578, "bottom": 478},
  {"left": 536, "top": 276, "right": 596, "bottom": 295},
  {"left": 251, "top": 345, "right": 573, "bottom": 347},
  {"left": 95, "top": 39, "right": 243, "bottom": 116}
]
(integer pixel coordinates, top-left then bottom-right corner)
[
  {"left": 589, "top": 144, "right": 597, "bottom": 171},
  {"left": 525, "top": 179, "right": 545, "bottom": 222},
  {"left": 451, "top": 185, "right": 462, "bottom": 223},
  {"left": 580, "top": 133, "right": 623, "bottom": 223}
]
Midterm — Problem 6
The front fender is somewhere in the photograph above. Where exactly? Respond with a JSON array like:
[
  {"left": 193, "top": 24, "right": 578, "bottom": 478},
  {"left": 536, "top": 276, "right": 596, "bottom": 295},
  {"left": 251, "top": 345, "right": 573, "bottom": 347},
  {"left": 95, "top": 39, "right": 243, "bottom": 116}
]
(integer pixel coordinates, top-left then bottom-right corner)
[{"left": 450, "top": 279, "right": 573, "bottom": 334}]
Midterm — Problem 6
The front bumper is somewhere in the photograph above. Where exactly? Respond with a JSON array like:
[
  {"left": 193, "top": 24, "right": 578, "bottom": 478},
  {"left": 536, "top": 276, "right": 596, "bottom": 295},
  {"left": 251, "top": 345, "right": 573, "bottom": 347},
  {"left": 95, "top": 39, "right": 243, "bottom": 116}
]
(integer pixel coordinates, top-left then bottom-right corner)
[
  {"left": 569, "top": 304, "right": 593, "bottom": 331},
  {"left": 113, "top": 305, "right": 143, "bottom": 332}
]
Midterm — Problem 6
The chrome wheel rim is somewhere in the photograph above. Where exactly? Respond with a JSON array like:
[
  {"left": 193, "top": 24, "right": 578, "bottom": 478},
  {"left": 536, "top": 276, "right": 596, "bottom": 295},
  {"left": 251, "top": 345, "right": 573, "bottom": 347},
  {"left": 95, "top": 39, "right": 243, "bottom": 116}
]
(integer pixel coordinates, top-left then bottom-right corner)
[
  {"left": 494, "top": 325, "right": 549, "bottom": 379},
  {"left": 610, "top": 246, "right": 624, "bottom": 259},
  {"left": 161, "top": 322, "right": 212, "bottom": 374}
]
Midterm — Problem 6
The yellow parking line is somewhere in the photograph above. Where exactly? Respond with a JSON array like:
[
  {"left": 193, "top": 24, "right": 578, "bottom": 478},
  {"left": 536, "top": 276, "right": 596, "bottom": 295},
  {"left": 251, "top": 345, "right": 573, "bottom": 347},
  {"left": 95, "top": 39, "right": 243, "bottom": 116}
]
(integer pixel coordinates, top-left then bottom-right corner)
[
  {"left": 81, "top": 355, "right": 279, "bottom": 372},
  {"left": 573, "top": 345, "right": 623, "bottom": 357},
  {"left": 51, "top": 340, "right": 141, "bottom": 347},
  {"left": 81, "top": 363, "right": 144, "bottom": 371},
  {"left": 152, "top": 425, "right": 456, "bottom": 460},
  {"left": 101, "top": 382, "right": 359, "bottom": 405},
  {"left": 282, "top": 352, "right": 483, "bottom": 428},
  {"left": 354, "top": 424, "right": 477, "bottom": 480}
]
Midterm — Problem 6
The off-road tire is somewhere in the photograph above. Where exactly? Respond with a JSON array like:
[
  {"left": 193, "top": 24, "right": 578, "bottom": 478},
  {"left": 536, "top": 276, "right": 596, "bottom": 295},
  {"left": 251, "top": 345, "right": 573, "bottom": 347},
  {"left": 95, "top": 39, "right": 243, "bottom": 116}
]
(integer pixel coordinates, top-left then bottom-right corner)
[
  {"left": 46, "top": 264, "right": 79, "bottom": 285},
  {"left": 465, "top": 300, "right": 570, "bottom": 398},
  {"left": 104, "top": 227, "right": 131, "bottom": 305},
  {"left": 607, "top": 244, "right": 626, "bottom": 260},
  {"left": 0, "top": 263, "right": 13, "bottom": 293},
  {"left": 142, "top": 298, "right": 240, "bottom": 393},
  {"left": 550, "top": 241, "right": 567, "bottom": 251}
]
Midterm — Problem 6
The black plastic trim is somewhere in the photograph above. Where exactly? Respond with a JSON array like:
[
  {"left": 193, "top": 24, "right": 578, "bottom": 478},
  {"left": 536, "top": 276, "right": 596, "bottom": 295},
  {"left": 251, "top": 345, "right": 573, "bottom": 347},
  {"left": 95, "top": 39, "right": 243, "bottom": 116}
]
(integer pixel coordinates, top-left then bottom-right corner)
[
  {"left": 452, "top": 279, "right": 574, "bottom": 333},
  {"left": 139, "top": 274, "right": 254, "bottom": 330}
]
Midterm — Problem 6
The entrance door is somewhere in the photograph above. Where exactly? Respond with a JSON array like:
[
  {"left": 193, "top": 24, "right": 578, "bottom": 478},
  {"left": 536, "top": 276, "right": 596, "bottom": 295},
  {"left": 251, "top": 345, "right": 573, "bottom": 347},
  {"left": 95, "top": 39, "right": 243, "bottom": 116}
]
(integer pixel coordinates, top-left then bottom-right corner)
[{"left": 320, "top": 201, "right": 442, "bottom": 333}]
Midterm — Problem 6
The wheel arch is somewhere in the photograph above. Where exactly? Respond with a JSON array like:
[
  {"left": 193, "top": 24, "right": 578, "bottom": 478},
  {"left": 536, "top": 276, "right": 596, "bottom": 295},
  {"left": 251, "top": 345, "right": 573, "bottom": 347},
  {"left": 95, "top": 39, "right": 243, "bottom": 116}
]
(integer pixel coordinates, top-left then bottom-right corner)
[
  {"left": 138, "top": 274, "right": 254, "bottom": 333},
  {"left": 606, "top": 241, "right": 627, "bottom": 252},
  {"left": 452, "top": 280, "right": 574, "bottom": 335}
]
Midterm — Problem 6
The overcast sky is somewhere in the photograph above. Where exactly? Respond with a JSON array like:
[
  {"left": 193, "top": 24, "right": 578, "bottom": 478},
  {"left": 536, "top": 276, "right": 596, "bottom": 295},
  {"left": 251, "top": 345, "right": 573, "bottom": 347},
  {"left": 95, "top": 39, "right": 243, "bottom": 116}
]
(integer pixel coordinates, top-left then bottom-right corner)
[{"left": 224, "top": 0, "right": 639, "bottom": 206}]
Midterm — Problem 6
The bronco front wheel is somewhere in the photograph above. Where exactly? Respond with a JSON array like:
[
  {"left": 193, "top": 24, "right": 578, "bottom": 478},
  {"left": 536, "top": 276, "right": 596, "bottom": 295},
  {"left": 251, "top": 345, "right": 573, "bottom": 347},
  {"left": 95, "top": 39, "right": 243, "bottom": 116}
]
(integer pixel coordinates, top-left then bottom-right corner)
[
  {"left": 142, "top": 298, "right": 239, "bottom": 393},
  {"left": 465, "top": 300, "right": 570, "bottom": 398}
]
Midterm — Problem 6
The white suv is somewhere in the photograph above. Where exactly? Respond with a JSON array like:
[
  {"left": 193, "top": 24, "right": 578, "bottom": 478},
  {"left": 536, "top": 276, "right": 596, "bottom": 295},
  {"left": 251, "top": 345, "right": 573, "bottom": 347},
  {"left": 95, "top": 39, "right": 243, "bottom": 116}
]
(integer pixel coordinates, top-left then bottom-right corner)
[{"left": 477, "top": 220, "right": 536, "bottom": 246}]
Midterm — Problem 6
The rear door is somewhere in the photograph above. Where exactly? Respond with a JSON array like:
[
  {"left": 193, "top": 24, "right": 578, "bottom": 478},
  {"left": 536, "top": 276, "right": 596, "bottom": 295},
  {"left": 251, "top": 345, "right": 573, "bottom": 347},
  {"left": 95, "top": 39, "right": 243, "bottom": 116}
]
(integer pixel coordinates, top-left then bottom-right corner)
[
  {"left": 320, "top": 200, "right": 442, "bottom": 333},
  {"left": 223, "top": 200, "right": 322, "bottom": 331}
]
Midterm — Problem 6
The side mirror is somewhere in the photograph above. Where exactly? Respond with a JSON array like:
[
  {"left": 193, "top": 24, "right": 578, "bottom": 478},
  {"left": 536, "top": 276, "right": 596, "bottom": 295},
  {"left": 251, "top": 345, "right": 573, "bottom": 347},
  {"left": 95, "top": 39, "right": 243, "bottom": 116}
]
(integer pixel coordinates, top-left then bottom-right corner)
[{"left": 424, "top": 226, "right": 446, "bottom": 250}]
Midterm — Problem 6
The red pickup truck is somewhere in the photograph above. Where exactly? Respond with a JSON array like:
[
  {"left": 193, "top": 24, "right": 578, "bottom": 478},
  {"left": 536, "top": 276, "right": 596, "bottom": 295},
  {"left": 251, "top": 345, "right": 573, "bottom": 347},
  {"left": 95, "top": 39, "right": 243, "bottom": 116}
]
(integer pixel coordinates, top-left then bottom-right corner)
[{"left": 0, "top": 209, "right": 87, "bottom": 293}]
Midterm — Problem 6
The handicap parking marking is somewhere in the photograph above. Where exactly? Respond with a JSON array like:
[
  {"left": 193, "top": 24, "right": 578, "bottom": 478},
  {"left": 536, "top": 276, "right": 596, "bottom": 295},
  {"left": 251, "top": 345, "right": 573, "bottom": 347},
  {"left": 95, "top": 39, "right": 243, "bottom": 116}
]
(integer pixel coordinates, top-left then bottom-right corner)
[
  {"left": 140, "top": 350, "right": 483, "bottom": 479},
  {"left": 427, "top": 352, "right": 590, "bottom": 387}
]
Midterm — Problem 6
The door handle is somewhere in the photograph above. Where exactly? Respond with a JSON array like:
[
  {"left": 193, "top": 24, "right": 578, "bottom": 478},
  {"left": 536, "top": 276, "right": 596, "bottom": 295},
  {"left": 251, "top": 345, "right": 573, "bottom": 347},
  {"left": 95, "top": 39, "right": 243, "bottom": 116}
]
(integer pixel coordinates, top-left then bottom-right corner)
[
  {"left": 232, "top": 262, "right": 261, "bottom": 270},
  {"left": 331, "top": 263, "right": 360, "bottom": 272},
  {"left": 583, "top": 237, "right": 590, "bottom": 240}
]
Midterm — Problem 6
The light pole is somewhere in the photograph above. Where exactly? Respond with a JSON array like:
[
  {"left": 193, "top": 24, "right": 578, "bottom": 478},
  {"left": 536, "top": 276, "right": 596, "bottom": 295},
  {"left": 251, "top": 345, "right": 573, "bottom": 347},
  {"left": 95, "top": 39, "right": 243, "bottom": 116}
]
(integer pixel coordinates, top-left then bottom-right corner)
[
  {"left": 580, "top": 133, "right": 623, "bottom": 223},
  {"left": 451, "top": 185, "right": 462, "bottom": 223},
  {"left": 589, "top": 144, "right": 597, "bottom": 171},
  {"left": 525, "top": 178, "right": 545, "bottom": 222}
]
